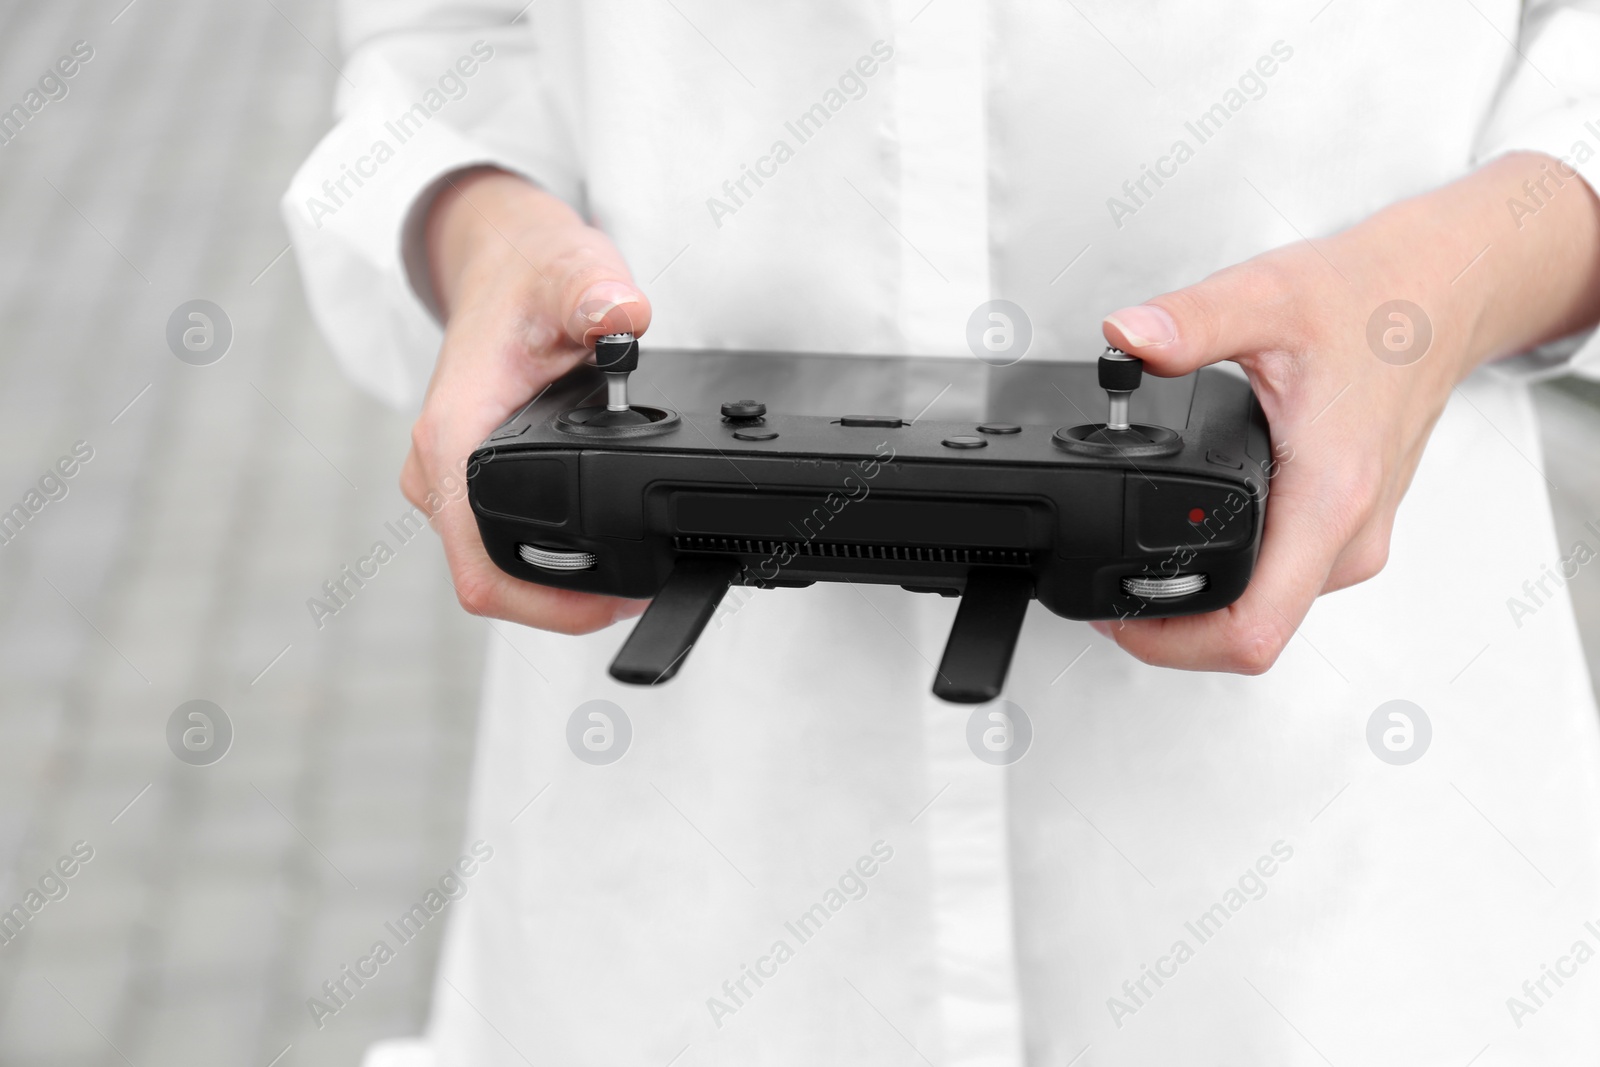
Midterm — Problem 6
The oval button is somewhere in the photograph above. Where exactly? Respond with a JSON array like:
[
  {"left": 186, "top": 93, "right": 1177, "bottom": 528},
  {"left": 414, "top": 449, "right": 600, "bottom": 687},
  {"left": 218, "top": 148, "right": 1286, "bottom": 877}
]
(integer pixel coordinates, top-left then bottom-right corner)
[
  {"left": 733, "top": 428, "right": 779, "bottom": 441},
  {"left": 941, "top": 435, "right": 987, "bottom": 449},
  {"left": 977, "top": 423, "right": 1021, "bottom": 435}
]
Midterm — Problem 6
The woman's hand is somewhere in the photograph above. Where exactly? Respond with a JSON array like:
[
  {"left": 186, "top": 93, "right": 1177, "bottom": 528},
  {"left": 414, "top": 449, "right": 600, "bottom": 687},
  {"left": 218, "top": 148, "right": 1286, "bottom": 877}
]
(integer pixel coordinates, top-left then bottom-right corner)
[
  {"left": 1097, "top": 152, "right": 1600, "bottom": 674},
  {"left": 403, "top": 167, "right": 651, "bottom": 634}
]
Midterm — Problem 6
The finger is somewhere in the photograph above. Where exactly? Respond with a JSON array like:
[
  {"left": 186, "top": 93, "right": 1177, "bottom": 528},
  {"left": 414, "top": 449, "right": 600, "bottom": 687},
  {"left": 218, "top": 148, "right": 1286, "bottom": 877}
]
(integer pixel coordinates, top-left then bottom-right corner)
[
  {"left": 432, "top": 172, "right": 654, "bottom": 354},
  {"left": 419, "top": 222, "right": 656, "bottom": 631},
  {"left": 400, "top": 445, "right": 428, "bottom": 511},
  {"left": 1104, "top": 461, "right": 1360, "bottom": 673},
  {"left": 413, "top": 226, "right": 650, "bottom": 491},
  {"left": 1321, "top": 454, "right": 1409, "bottom": 593},
  {"left": 433, "top": 488, "right": 641, "bottom": 634},
  {"left": 1323, "top": 517, "right": 1392, "bottom": 594},
  {"left": 1102, "top": 260, "right": 1301, "bottom": 378},
  {"left": 1320, "top": 419, "right": 1435, "bottom": 592},
  {"left": 437, "top": 247, "right": 651, "bottom": 427},
  {"left": 492, "top": 218, "right": 652, "bottom": 350},
  {"left": 407, "top": 437, "right": 642, "bottom": 632},
  {"left": 561, "top": 271, "right": 652, "bottom": 349}
]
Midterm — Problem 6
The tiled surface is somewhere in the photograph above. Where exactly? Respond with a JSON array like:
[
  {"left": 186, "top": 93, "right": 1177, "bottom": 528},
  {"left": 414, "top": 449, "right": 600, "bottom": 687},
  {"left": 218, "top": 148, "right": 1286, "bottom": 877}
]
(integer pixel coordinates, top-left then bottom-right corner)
[
  {"left": 2, "top": 2, "right": 1600, "bottom": 1066},
  {"left": 0, "top": 2, "right": 483, "bottom": 1065}
]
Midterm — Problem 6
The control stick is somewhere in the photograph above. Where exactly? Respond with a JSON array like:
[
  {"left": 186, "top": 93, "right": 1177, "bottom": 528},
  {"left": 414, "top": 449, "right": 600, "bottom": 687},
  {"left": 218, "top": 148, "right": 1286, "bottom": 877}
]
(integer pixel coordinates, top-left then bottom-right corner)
[
  {"left": 557, "top": 331, "right": 664, "bottom": 431},
  {"left": 1053, "top": 344, "right": 1182, "bottom": 458},
  {"left": 595, "top": 332, "right": 639, "bottom": 412},
  {"left": 1100, "top": 346, "right": 1141, "bottom": 430}
]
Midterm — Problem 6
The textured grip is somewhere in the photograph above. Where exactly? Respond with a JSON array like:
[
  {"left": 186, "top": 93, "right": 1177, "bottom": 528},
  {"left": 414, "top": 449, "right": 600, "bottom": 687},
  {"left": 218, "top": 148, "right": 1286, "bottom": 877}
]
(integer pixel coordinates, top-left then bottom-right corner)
[
  {"left": 595, "top": 333, "right": 639, "bottom": 373},
  {"left": 1098, "top": 348, "right": 1143, "bottom": 392}
]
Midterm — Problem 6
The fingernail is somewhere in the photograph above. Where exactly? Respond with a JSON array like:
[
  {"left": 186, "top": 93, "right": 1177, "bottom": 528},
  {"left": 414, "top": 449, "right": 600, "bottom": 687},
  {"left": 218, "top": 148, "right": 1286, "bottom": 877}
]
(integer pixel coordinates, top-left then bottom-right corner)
[
  {"left": 576, "top": 281, "right": 641, "bottom": 325},
  {"left": 1104, "top": 305, "right": 1176, "bottom": 348},
  {"left": 1088, "top": 620, "right": 1114, "bottom": 639},
  {"left": 611, "top": 599, "right": 648, "bottom": 624}
]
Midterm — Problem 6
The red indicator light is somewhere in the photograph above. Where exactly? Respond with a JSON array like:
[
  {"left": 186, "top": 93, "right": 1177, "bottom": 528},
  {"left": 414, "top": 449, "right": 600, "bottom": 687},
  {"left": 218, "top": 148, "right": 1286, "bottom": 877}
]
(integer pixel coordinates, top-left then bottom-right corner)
[{"left": 1187, "top": 507, "right": 1206, "bottom": 524}]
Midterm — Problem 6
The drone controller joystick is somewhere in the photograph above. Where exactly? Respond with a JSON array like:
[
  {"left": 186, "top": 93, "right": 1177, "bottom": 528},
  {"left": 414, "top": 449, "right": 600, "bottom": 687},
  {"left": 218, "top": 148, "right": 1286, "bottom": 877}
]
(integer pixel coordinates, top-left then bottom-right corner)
[
  {"left": 555, "top": 333, "right": 680, "bottom": 437},
  {"left": 1053, "top": 347, "right": 1182, "bottom": 458},
  {"left": 593, "top": 332, "right": 645, "bottom": 423}
]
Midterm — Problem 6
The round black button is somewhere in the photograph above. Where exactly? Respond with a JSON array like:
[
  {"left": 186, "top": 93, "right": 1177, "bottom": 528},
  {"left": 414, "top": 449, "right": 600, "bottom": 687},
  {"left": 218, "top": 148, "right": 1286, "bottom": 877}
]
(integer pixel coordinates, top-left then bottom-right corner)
[
  {"left": 941, "top": 435, "right": 987, "bottom": 449},
  {"left": 721, "top": 400, "right": 766, "bottom": 419},
  {"left": 976, "top": 423, "right": 1021, "bottom": 435},
  {"left": 733, "top": 428, "right": 779, "bottom": 441}
]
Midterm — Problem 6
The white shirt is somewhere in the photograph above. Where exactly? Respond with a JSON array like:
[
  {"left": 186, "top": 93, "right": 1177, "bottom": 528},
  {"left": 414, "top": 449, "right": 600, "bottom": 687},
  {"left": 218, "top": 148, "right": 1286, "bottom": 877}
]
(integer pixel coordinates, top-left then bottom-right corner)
[{"left": 284, "top": 2, "right": 1600, "bottom": 1063}]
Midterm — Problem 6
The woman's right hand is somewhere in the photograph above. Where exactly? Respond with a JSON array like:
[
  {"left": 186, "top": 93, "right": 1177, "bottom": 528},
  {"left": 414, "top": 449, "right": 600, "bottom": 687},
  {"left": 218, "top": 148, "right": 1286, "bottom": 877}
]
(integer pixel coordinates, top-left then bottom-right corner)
[{"left": 403, "top": 167, "right": 651, "bottom": 634}]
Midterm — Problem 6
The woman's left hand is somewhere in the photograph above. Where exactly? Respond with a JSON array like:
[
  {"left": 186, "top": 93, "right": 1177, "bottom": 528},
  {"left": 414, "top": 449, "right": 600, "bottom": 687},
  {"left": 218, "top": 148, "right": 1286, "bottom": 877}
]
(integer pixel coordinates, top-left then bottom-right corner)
[{"left": 1095, "top": 151, "right": 1600, "bottom": 674}]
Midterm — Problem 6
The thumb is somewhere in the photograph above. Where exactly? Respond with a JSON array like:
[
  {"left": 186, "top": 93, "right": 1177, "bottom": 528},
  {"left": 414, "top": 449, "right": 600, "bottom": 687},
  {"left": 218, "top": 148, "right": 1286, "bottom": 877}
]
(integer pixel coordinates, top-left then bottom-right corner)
[
  {"left": 554, "top": 244, "right": 652, "bottom": 349},
  {"left": 422, "top": 221, "right": 652, "bottom": 455},
  {"left": 1102, "top": 263, "right": 1291, "bottom": 377}
]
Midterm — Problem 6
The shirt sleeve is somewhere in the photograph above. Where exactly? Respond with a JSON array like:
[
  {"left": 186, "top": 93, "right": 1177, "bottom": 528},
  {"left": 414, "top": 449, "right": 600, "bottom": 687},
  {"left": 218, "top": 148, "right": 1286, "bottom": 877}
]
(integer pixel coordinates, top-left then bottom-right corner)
[
  {"left": 1474, "top": 0, "right": 1600, "bottom": 382},
  {"left": 279, "top": 1, "right": 583, "bottom": 409}
]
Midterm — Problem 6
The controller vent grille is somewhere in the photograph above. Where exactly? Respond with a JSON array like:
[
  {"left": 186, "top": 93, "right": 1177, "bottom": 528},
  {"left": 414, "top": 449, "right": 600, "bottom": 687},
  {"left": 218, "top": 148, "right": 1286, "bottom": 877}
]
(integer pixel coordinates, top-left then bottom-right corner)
[{"left": 673, "top": 535, "right": 1030, "bottom": 567}]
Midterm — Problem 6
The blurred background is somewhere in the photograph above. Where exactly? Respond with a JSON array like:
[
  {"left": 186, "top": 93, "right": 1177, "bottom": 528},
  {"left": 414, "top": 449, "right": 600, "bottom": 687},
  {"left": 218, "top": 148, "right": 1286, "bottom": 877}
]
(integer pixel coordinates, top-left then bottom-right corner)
[
  {"left": 0, "top": 2, "right": 1599, "bottom": 1065},
  {"left": 0, "top": 2, "right": 482, "bottom": 1064}
]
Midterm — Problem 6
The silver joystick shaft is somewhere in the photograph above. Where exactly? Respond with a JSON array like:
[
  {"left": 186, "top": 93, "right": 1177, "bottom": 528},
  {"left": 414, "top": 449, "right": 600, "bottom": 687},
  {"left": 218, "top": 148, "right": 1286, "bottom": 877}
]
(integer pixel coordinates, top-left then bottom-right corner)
[
  {"left": 595, "top": 332, "right": 639, "bottom": 412},
  {"left": 1099, "top": 346, "right": 1142, "bottom": 431},
  {"left": 1107, "top": 394, "right": 1130, "bottom": 431},
  {"left": 606, "top": 375, "right": 629, "bottom": 412}
]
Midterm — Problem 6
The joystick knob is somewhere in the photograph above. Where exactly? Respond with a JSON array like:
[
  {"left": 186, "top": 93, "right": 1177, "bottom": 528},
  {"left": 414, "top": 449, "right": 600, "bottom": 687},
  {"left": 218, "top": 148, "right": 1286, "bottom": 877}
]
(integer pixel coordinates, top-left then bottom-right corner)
[
  {"left": 1052, "top": 345, "right": 1181, "bottom": 458},
  {"left": 1099, "top": 347, "right": 1142, "bottom": 431},
  {"left": 557, "top": 331, "right": 672, "bottom": 433},
  {"left": 595, "top": 332, "right": 640, "bottom": 412}
]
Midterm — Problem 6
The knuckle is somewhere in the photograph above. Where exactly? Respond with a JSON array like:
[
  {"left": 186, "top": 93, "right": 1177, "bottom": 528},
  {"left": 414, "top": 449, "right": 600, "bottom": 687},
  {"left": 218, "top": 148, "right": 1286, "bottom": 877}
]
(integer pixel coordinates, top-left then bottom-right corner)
[
  {"left": 400, "top": 455, "right": 428, "bottom": 508},
  {"left": 1342, "top": 535, "right": 1392, "bottom": 586},
  {"left": 1111, "top": 629, "right": 1159, "bottom": 667},
  {"left": 1222, "top": 615, "right": 1287, "bottom": 675},
  {"left": 409, "top": 417, "right": 439, "bottom": 459},
  {"left": 453, "top": 572, "right": 500, "bottom": 618}
]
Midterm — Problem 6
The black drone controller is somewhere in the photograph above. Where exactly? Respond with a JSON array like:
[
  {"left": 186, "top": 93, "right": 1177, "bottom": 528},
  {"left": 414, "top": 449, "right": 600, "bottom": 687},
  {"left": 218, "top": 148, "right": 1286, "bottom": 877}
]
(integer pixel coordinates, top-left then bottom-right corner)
[{"left": 469, "top": 338, "right": 1269, "bottom": 703}]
